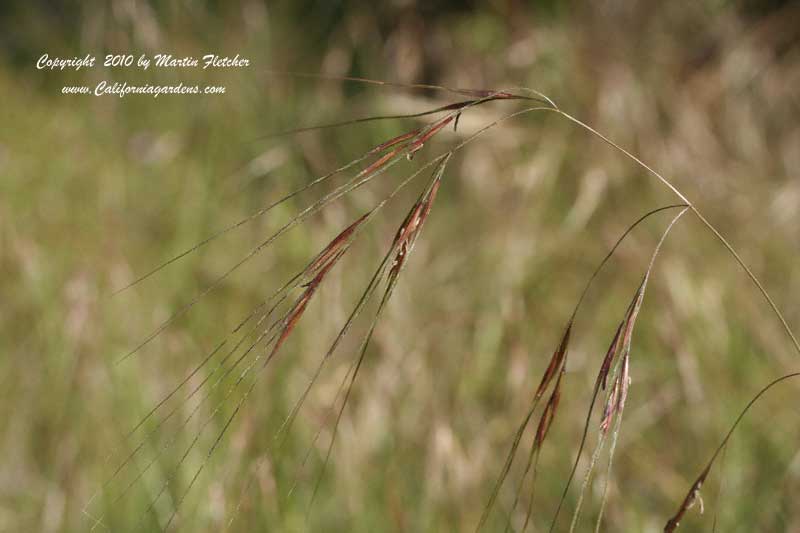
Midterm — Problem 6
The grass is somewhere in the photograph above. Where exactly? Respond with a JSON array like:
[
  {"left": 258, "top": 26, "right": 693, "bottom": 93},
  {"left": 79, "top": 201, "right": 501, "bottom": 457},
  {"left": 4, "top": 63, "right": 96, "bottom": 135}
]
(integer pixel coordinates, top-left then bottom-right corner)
[
  {"left": 2, "top": 2, "right": 800, "bottom": 532},
  {"left": 80, "top": 78, "right": 798, "bottom": 532}
]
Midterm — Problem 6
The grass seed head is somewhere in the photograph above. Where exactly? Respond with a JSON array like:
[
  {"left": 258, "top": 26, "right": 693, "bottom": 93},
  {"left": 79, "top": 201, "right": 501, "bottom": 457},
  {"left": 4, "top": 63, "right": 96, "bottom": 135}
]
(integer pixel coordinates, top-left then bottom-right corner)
[
  {"left": 535, "top": 369, "right": 564, "bottom": 447},
  {"left": 598, "top": 321, "right": 624, "bottom": 391},
  {"left": 535, "top": 323, "right": 572, "bottom": 398},
  {"left": 664, "top": 470, "right": 709, "bottom": 533}
]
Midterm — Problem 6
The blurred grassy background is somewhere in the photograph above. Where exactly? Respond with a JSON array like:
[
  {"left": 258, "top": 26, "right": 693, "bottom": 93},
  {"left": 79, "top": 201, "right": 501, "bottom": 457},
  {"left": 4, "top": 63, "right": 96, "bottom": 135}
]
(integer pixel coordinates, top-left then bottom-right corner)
[{"left": 1, "top": 1, "right": 799, "bottom": 531}]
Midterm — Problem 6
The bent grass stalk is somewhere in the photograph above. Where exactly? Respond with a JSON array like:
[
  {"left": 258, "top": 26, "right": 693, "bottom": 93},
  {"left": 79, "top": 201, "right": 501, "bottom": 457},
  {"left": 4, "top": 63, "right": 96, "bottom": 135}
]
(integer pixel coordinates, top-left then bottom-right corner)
[
  {"left": 567, "top": 207, "right": 688, "bottom": 533},
  {"left": 103, "top": 158, "right": 451, "bottom": 529},
  {"left": 663, "top": 372, "right": 800, "bottom": 532},
  {"left": 307, "top": 157, "right": 449, "bottom": 509},
  {"left": 476, "top": 204, "right": 687, "bottom": 532},
  {"left": 101, "top": 73, "right": 798, "bottom": 530}
]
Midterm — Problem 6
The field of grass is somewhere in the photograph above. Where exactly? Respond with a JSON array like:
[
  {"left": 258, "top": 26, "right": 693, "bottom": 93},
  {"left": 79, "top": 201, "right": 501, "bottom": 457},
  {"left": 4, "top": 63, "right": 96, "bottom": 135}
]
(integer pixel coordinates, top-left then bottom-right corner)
[{"left": 1, "top": 2, "right": 799, "bottom": 531}]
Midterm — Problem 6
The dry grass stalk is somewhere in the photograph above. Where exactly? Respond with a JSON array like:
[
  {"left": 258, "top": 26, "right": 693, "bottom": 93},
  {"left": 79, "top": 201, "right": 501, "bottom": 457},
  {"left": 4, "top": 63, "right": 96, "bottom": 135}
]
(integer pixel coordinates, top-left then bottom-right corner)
[{"left": 664, "top": 372, "right": 800, "bottom": 532}]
